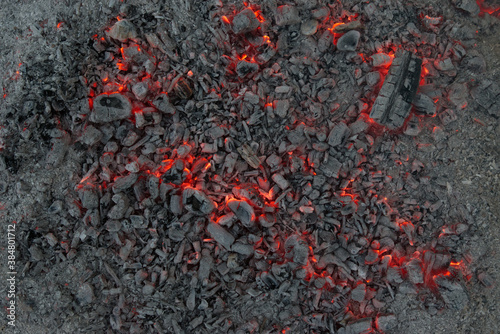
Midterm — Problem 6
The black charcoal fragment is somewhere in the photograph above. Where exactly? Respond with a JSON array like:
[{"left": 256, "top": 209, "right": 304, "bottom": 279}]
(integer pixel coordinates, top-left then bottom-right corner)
[{"left": 369, "top": 50, "right": 422, "bottom": 129}]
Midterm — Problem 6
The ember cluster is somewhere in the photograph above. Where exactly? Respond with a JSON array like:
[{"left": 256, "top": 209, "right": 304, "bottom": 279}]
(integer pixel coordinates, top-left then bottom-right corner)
[{"left": 52, "top": 0, "right": 498, "bottom": 332}]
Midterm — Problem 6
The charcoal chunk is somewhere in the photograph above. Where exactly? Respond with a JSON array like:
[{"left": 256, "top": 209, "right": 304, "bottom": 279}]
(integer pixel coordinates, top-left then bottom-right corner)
[
  {"left": 91, "top": 93, "right": 132, "bottom": 123},
  {"left": 413, "top": 93, "right": 436, "bottom": 116},
  {"left": 435, "top": 276, "right": 468, "bottom": 310},
  {"left": 451, "top": 0, "right": 480, "bottom": 15},
  {"left": 351, "top": 283, "right": 366, "bottom": 302},
  {"left": 275, "top": 5, "right": 300, "bottom": 26},
  {"left": 328, "top": 122, "right": 350, "bottom": 147},
  {"left": 376, "top": 314, "right": 397, "bottom": 331},
  {"left": 337, "top": 30, "right": 361, "bottom": 51},
  {"left": 471, "top": 80, "right": 500, "bottom": 115},
  {"left": 207, "top": 222, "right": 235, "bottom": 250},
  {"left": 227, "top": 199, "right": 255, "bottom": 228},
  {"left": 236, "top": 60, "right": 259, "bottom": 77},
  {"left": 320, "top": 157, "right": 342, "bottom": 178},
  {"left": 77, "top": 283, "right": 95, "bottom": 305},
  {"left": 406, "top": 258, "right": 424, "bottom": 284},
  {"left": 107, "top": 19, "right": 137, "bottom": 42},
  {"left": 112, "top": 173, "right": 138, "bottom": 193},
  {"left": 182, "top": 187, "right": 216, "bottom": 215},
  {"left": 232, "top": 9, "right": 260, "bottom": 34},
  {"left": 284, "top": 235, "right": 309, "bottom": 266},
  {"left": 369, "top": 51, "right": 422, "bottom": 129},
  {"left": 153, "top": 93, "right": 176, "bottom": 114}
]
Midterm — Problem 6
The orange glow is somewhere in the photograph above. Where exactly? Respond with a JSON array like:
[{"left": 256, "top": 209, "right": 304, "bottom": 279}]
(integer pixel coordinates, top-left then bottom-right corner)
[
  {"left": 329, "top": 22, "right": 344, "bottom": 31},
  {"left": 202, "top": 162, "right": 211, "bottom": 172},
  {"left": 253, "top": 10, "right": 266, "bottom": 23},
  {"left": 117, "top": 61, "right": 127, "bottom": 71},
  {"left": 222, "top": 16, "right": 231, "bottom": 24},
  {"left": 477, "top": 0, "right": 500, "bottom": 16},
  {"left": 57, "top": 22, "right": 64, "bottom": 29}
]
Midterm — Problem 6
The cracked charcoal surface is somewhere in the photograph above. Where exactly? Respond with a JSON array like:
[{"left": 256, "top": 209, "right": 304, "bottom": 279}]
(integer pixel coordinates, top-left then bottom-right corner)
[{"left": 0, "top": 0, "right": 500, "bottom": 334}]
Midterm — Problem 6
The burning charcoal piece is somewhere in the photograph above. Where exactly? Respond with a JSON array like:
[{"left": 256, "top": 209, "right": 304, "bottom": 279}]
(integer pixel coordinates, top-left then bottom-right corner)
[
  {"left": 365, "top": 249, "right": 379, "bottom": 265},
  {"left": 301, "top": 19, "right": 318, "bottom": 36},
  {"left": 451, "top": 0, "right": 480, "bottom": 15},
  {"left": 434, "top": 58, "right": 455, "bottom": 72},
  {"left": 232, "top": 8, "right": 260, "bottom": 34},
  {"left": 477, "top": 272, "right": 494, "bottom": 288},
  {"left": 435, "top": 276, "right": 469, "bottom": 310},
  {"left": 173, "top": 77, "right": 193, "bottom": 99},
  {"left": 170, "top": 195, "right": 182, "bottom": 215},
  {"left": 349, "top": 116, "right": 370, "bottom": 134},
  {"left": 320, "top": 157, "right": 342, "bottom": 178},
  {"left": 227, "top": 198, "right": 255, "bottom": 228},
  {"left": 404, "top": 117, "right": 422, "bottom": 136},
  {"left": 106, "top": 19, "right": 137, "bottom": 42},
  {"left": 207, "top": 222, "right": 235, "bottom": 250},
  {"left": 471, "top": 80, "right": 500, "bottom": 115},
  {"left": 122, "top": 130, "right": 139, "bottom": 147},
  {"left": 232, "top": 243, "right": 253, "bottom": 256},
  {"left": 376, "top": 314, "right": 397, "bottom": 332},
  {"left": 236, "top": 60, "right": 259, "bottom": 77},
  {"left": 284, "top": 235, "right": 309, "bottom": 266},
  {"left": 344, "top": 318, "right": 373, "bottom": 334},
  {"left": 108, "top": 193, "right": 129, "bottom": 220},
  {"left": 447, "top": 82, "right": 469, "bottom": 110},
  {"left": 153, "top": 93, "right": 176, "bottom": 114},
  {"left": 351, "top": 283, "right": 366, "bottom": 302},
  {"left": 413, "top": 93, "right": 436, "bottom": 116},
  {"left": 370, "top": 53, "right": 393, "bottom": 67},
  {"left": 366, "top": 71, "right": 381, "bottom": 87},
  {"left": 237, "top": 143, "right": 261, "bottom": 169},
  {"left": 91, "top": 93, "right": 132, "bottom": 123},
  {"left": 272, "top": 173, "right": 289, "bottom": 190},
  {"left": 387, "top": 267, "right": 403, "bottom": 284},
  {"left": 312, "top": 7, "right": 330, "bottom": 19},
  {"left": 406, "top": 258, "right": 424, "bottom": 284},
  {"left": 79, "top": 187, "right": 99, "bottom": 209},
  {"left": 273, "top": 99, "right": 289, "bottom": 118},
  {"left": 46, "top": 131, "right": 70, "bottom": 169},
  {"left": 332, "top": 21, "right": 363, "bottom": 33},
  {"left": 132, "top": 81, "right": 149, "bottom": 100},
  {"left": 328, "top": 122, "right": 350, "bottom": 147},
  {"left": 112, "top": 173, "right": 138, "bottom": 193},
  {"left": 318, "top": 30, "right": 333, "bottom": 53},
  {"left": 182, "top": 187, "right": 216, "bottom": 215},
  {"left": 336, "top": 30, "right": 361, "bottom": 51},
  {"left": 369, "top": 50, "right": 422, "bottom": 129},
  {"left": 259, "top": 213, "right": 276, "bottom": 227},
  {"left": 257, "top": 271, "right": 279, "bottom": 289},
  {"left": 232, "top": 184, "right": 264, "bottom": 208},
  {"left": 275, "top": 5, "right": 300, "bottom": 26},
  {"left": 81, "top": 125, "right": 102, "bottom": 146}
]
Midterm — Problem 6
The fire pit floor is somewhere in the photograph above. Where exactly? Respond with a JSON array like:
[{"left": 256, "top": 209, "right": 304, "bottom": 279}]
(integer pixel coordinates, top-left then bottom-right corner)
[{"left": 0, "top": 0, "right": 499, "bottom": 333}]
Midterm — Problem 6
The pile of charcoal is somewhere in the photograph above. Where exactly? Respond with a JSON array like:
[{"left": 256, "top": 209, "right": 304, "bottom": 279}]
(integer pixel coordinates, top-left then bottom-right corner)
[{"left": 34, "top": 0, "right": 499, "bottom": 332}]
